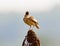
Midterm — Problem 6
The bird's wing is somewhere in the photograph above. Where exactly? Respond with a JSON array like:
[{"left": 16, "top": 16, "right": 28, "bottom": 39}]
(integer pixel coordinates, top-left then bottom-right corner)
[{"left": 27, "top": 16, "right": 38, "bottom": 24}]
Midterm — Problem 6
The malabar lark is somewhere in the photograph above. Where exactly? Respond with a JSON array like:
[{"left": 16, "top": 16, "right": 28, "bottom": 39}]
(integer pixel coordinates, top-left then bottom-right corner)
[{"left": 23, "top": 11, "right": 40, "bottom": 29}]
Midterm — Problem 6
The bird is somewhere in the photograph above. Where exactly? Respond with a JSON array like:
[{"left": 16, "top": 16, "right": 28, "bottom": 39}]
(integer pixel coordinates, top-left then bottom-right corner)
[
  {"left": 23, "top": 11, "right": 40, "bottom": 29},
  {"left": 22, "top": 30, "right": 40, "bottom": 46}
]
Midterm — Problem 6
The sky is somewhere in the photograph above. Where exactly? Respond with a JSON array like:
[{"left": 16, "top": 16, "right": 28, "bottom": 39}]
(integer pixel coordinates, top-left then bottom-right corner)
[
  {"left": 0, "top": 0, "right": 60, "bottom": 46},
  {"left": 0, "top": 0, "right": 60, "bottom": 12}
]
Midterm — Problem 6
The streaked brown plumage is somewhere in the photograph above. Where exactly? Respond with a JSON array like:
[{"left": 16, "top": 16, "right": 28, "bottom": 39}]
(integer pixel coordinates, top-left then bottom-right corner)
[
  {"left": 23, "top": 11, "right": 40, "bottom": 29},
  {"left": 22, "top": 30, "right": 40, "bottom": 46}
]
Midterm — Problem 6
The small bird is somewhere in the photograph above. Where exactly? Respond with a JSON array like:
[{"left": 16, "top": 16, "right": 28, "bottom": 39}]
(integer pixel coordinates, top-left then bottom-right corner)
[
  {"left": 22, "top": 30, "right": 40, "bottom": 46},
  {"left": 23, "top": 11, "right": 40, "bottom": 29}
]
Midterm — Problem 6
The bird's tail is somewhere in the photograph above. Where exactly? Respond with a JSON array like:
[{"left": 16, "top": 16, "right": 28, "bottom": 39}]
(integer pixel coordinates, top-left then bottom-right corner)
[{"left": 35, "top": 24, "right": 40, "bottom": 29}]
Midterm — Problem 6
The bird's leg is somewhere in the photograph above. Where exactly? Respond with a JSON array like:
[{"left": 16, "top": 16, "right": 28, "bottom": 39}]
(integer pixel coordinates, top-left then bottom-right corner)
[
  {"left": 29, "top": 25, "right": 34, "bottom": 30},
  {"left": 29, "top": 26, "right": 32, "bottom": 30},
  {"left": 29, "top": 26, "right": 31, "bottom": 30},
  {"left": 32, "top": 25, "right": 34, "bottom": 29},
  {"left": 30, "top": 25, "right": 34, "bottom": 30}
]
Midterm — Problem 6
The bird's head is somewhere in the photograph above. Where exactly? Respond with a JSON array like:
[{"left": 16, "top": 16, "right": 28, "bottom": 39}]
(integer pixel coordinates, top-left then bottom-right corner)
[{"left": 25, "top": 11, "right": 29, "bottom": 15}]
